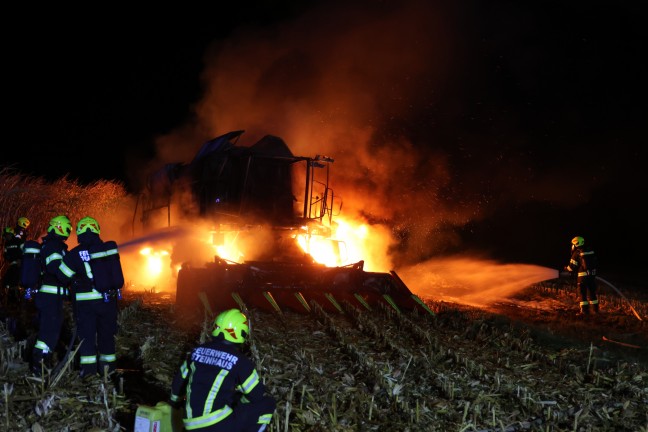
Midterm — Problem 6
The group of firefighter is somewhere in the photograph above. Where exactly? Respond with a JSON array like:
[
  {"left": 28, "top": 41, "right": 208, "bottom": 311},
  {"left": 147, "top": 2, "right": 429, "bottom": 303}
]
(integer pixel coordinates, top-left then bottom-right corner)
[
  {"left": 1, "top": 215, "right": 122, "bottom": 378},
  {"left": 1, "top": 215, "right": 277, "bottom": 431}
]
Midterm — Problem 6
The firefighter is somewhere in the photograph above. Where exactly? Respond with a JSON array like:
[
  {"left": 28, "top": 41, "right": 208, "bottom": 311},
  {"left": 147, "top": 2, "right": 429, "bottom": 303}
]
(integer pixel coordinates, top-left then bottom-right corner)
[
  {"left": 2, "top": 226, "right": 24, "bottom": 306},
  {"left": 169, "top": 308, "right": 276, "bottom": 432},
  {"left": 3, "top": 217, "right": 30, "bottom": 305},
  {"left": 57, "top": 216, "right": 120, "bottom": 380},
  {"left": 2, "top": 226, "right": 15, "bottom": 241},
  {"left": 14, "top": 216, "right": 30, "bottom": 242},
  {"left": 564, "top": 236, "right": 599, "bottom": 316},
  {"left": 30, "top": 215, "right": 72, "bottom": 374}
]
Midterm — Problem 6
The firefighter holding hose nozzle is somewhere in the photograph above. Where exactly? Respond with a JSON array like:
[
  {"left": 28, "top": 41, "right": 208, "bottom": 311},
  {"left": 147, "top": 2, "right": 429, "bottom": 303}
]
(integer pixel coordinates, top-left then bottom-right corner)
[
  {"left": 57, "top": 216, "right": 124, "bottom": 380},
  {"left": 564, "top": 236, "right": 599, "bottom": 317}
]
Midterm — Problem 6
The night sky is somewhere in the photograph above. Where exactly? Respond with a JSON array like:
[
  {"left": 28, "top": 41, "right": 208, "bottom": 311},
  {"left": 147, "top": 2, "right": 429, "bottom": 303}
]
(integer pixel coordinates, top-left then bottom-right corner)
[{"left": 4, "top": 1, "right": 646, "bottom": 279}]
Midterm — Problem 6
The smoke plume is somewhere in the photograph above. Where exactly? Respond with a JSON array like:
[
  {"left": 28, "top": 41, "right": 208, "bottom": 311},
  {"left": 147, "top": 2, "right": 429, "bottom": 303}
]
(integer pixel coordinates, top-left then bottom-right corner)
[{"left": 145, "top": 1, "right": 616, "bottom": 284}]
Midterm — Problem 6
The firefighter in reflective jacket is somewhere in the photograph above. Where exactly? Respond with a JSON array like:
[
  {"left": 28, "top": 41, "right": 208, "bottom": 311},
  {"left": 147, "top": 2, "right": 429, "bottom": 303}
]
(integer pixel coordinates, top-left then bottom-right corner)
[
  {"left": 169, "top": 308, "right": 276, "bottom": 432},
  {"left": 57, "top": 216, "right": 119, "bottom": 379},
  {"left": 564, "top": 236, "right": 599, "bottom": 315},
  {"left": 2, "top": 226, "right": 23, "bottom": 306},
  {"left": 14, "top": 216, "right": 30, "bottom": 242},
  {"left": 31, "top": 215, "right": 72, "bottom": 374},
  {"left": 3, "top": 217, "right": 30, "bottom": 305}
]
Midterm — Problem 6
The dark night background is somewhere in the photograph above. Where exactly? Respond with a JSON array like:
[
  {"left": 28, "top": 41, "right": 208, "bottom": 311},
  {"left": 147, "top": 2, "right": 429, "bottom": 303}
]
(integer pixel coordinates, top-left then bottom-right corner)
[{"left": 4, "top": 1, "right": 646, "bottom": 282}]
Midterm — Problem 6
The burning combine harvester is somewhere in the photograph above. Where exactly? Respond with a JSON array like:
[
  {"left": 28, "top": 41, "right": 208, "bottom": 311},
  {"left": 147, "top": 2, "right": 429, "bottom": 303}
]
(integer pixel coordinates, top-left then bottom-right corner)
[{"left": 137, "top": 130, "right": 432, "bottom": 316}]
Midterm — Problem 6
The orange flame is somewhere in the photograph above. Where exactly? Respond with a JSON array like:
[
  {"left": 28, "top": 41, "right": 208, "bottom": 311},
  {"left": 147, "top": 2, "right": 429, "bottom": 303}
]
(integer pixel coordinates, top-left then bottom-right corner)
[
  {"left": 128, "top": 246, "right": 174, "bottom": 292},
  {"left": 125, "top": 216, "right": 397, "bottom": 292},
  {"left": 297, "top": 217, "right": 394, "bottom": 272}
]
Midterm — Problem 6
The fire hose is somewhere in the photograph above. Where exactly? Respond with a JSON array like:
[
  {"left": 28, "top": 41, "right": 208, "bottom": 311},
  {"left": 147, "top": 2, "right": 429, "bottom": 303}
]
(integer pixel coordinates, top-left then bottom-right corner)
[
  {"left": 559, "top": 272, "right": 643, "bottom": 321},
  {"left": 595, "top": 276, "right": 643, "bottom": 322}
]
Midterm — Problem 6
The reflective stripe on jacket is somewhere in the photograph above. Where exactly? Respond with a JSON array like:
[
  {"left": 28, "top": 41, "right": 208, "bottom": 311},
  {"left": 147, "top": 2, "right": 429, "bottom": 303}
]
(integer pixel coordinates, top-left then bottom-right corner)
[{"left": 38, "top": 284, "right": 68, "bottom": 296}]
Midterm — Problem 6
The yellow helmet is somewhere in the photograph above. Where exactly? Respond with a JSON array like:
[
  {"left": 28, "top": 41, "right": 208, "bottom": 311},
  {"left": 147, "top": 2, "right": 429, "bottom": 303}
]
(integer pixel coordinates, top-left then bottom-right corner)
[
  {"left": 48, "top": 215, "right": 72, "bottom": 238},
  {"left": 212, "top": 309, "right": 249, "bottom": 343},
  {"left": 3, "top": 226, "right": 14, "bottom": 236},
  {"left": 17, "top": 217, "right": 30, "bottom": 229},
  {"left": 77, "top": 216, "right": 101, "bottom": 235},
  {"left": 571, "top": 236, "right": 585, "bottom": 248}
]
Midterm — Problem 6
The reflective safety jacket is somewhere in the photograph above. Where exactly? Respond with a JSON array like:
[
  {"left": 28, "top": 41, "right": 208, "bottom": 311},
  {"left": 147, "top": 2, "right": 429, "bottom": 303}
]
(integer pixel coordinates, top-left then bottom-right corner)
[
  {"left": 38, "top": 231, "right": 69, "bottom": 296},
  {"left": 170, "top": 336, "right": 267, "bottom": 430},
  {"left": 2, "top": 234, "right": 23, "bottom": 265},
  {"left": 57, "top": 231, "right": 105, "bottom": 301},
  {"left": 566, "top": 245, "right": 597, "bottom": 279}
]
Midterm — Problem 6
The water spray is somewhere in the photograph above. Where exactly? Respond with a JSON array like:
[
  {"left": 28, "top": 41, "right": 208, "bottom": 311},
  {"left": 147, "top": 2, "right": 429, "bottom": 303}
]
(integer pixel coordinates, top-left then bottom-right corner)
[{"left": 119, "top": 227, "right": 187, "bottom": 251}]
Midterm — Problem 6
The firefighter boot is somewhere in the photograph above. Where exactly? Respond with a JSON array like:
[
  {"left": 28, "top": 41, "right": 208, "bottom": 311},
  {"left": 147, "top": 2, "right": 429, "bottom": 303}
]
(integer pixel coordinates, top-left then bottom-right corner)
[{"left": 578, "top": 301, "right": 590, "bottom": 318}]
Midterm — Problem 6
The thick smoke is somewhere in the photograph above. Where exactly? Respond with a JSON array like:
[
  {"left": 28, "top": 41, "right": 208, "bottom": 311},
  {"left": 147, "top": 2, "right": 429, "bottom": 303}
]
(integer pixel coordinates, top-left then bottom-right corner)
[
  {"left": 147, "top": 1, "right": 623, "bottom": 275},
  {"left": 149, "top": 1, "right": 472, "bottom": 267}
]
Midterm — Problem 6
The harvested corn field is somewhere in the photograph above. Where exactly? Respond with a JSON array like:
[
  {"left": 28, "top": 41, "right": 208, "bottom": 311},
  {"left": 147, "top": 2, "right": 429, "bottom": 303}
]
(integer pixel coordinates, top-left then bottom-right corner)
[{"left": 1, "top": 277, "right": 647, "bottom": 431}]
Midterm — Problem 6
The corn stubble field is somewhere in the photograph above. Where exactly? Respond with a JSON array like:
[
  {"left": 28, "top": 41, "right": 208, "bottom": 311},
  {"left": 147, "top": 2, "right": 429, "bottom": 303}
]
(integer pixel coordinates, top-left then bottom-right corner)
[
  {"left": 2, "top": 168, "right": 646, "bottom": 432},
  {"left": 1, "top": 277, "right": 647, "bottom": 432}
]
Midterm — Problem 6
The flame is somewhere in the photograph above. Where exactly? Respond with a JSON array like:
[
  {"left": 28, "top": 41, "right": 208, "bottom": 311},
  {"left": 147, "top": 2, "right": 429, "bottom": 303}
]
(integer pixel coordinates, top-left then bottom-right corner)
[
  {"left": 140, "top": 247, "right": 168, "bottom": 274},
  {"left": 124, "top": 215, "right": 396, "bottom": 292},
  {"left": 130, "top": 246, "right": 174, "bottom": 292},
  {"left": 296, "top": 216, "right": 394, "bottom": 272},
  {"left": 215, "top": 244, "right": 244, "bottom": 262},
  {"left": 212, "top": 230, "right": 247, "bottom": 263},
  {"left": 296, "top": 233, "right": 345, "bottom": 267}
]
